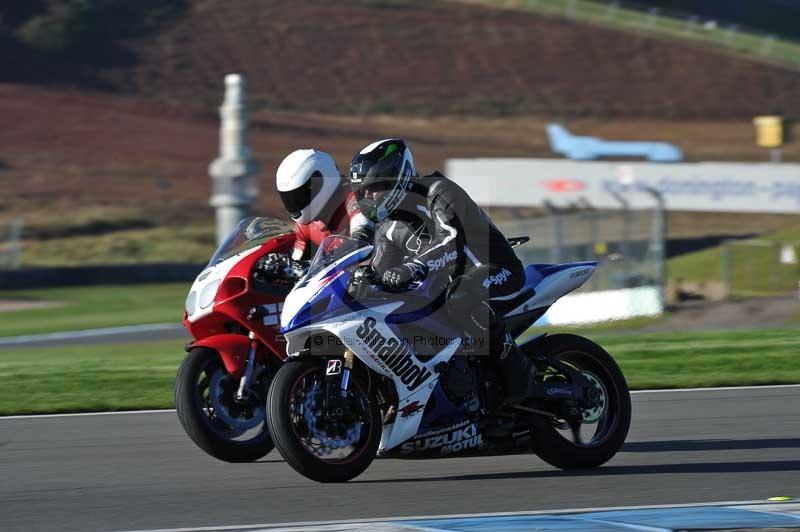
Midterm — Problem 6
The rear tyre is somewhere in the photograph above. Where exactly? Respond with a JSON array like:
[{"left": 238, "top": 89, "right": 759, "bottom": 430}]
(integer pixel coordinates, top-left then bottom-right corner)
[
  {"left": 267, "top": 357, "right": 381, "bottom": 483},
  {"left": 175, "top": 347, "right": 274, "bottom": 463},
  {"left": 527, "top": 334, "right": 631, "bottom": 469}
]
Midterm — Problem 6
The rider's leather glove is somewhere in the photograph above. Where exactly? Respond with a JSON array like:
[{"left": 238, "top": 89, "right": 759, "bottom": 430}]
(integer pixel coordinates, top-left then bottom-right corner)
[
  {"left": 381, "top": 259, "right": 428, "bottom": 290},
  {"left": 286, "top": 257, "right": 309, "bottom": 281},
  {"left": 261, "top": 254, "right": 308, "bottom": 282}
]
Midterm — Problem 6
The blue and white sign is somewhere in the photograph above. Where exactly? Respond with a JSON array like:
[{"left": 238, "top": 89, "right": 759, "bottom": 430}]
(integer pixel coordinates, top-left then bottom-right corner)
[{"left": 446, "top": 158, "right": 800, "bottom": 214}]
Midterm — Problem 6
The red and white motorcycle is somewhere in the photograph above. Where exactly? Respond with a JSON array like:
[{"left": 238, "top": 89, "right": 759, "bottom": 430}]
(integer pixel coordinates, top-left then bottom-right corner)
[{"left": 175, "top": 217, "right": 297, "bottom": 462}]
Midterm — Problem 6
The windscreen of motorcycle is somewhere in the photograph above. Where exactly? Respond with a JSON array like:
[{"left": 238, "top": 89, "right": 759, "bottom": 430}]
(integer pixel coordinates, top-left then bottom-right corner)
[
  {"left": 280, "top": 236, "right": 372, "bottom": 331},
  {"left": 208, "top": 217, "right": 293, "bottom": 267}
]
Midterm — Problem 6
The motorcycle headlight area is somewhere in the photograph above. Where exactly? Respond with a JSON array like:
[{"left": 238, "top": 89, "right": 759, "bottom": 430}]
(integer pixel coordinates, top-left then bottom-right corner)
[
  {"left": 185, "top": 290, "right": 198, "bottom": 316},
  {"left": 199, "top": 279, "right": 221, "bottom": 309}
]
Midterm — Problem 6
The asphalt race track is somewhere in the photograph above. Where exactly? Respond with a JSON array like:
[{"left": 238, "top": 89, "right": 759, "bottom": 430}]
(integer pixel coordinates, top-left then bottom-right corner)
[{"left": 2, "top": 386, "right": 799, "bottom": 532}]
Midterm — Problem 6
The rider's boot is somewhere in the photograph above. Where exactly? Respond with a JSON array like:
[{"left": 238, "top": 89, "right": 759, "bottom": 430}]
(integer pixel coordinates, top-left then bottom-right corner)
[
  {"left": 474, "top": 302, "right": 536, "bottom": 406},
  {"left": 498, "top": 332, "right": 536, "bottom": 405}
]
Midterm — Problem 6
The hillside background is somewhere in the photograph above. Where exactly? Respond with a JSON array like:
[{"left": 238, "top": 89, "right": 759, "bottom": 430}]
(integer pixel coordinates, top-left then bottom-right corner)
[{"left": 1, "top": 0, "right": 799, "bottom": 264}]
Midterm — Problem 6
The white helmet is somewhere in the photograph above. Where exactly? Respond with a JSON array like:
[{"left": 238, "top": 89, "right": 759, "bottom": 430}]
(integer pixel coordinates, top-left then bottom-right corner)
[{"left": 276, "top": 149, "right": 341, "bottom": 224}]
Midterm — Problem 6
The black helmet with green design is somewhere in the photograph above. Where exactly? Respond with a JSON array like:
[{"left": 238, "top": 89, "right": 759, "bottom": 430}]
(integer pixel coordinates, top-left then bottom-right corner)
[{"left": 349, "top": 138, "right": 416, "bottom": 223}]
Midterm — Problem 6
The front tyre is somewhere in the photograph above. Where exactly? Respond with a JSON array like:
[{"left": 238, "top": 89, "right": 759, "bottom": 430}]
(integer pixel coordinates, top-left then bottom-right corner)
[
  {"left": 267, "top": 357, "right": 381, "bottom": 483},
  {"left": 528, "top": 334, "right": 631, "bottom": 469},
  {"left": 175, "top": 347, "right": 274, "bottom": 463}
]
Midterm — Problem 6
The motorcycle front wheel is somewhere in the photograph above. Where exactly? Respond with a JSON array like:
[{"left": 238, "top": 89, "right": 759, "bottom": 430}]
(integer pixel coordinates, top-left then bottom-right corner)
[
  {"left": 175, "top": 347, "right": 274, "bottom": 462},
  {"left": 267, "top": 357, "right": 381, "bottom": 483}
]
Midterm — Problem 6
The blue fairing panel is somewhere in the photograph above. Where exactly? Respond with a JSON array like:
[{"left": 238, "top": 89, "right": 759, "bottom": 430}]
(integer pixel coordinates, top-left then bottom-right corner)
[
  {"left": 523, "top": 261, "right": 598, "bottom": 292},
  {"left": 524, "top": 265, "right": 544, "bottom": 290}
]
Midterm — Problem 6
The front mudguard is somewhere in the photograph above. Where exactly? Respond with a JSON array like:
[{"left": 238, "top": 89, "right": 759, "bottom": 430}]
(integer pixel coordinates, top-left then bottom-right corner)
[{"left": 189, "top": 334, "right": 259, "bottom": 378}]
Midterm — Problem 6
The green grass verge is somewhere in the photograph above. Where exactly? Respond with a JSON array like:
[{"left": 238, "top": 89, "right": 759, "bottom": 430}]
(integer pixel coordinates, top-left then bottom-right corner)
[
  {"left": 0, "top": 339, "right": 185, "bottom": 415},
  {"left": 602, "top": 328, "right": 800, "bottom": 389},
  {"left": 1, "top": 328, "right": 797, "bottom": 415},
  {"left": 0, "top": 283, "right": 186, "bottom": 337},
  {"left": 668, "top": 227, "right": 800, "bottom": 297}
]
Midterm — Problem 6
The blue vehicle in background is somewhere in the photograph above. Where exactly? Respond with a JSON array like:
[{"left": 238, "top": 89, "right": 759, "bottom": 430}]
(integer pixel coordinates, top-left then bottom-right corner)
[{"left": 547, "top": 123, "right": 683, "bottom": 162}]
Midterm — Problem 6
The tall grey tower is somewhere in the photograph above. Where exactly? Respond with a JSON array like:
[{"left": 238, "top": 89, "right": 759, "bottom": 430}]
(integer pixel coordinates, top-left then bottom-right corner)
[{"left": 209, "top": 74, "right": 259, "bottom": 245}]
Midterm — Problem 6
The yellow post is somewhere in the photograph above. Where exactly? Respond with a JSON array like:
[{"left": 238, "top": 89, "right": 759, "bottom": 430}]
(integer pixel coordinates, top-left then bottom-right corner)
[{"left": 753, "top": 115, "right": 783, "bottom": 162}]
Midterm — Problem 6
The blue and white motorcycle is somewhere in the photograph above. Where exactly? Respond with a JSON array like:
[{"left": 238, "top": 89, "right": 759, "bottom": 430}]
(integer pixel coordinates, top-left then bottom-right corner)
[{"left": 266, "top": 236, "right": 631, "bottom": 482}]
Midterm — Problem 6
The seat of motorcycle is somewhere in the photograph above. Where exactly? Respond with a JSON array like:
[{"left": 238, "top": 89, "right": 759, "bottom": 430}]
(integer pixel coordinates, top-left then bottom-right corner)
[
  {"left": 495, "top": 265, "right": 541, "bottom": 316},
  {"left": 500, "top": 262, "right": 597, "bottom": 316}
]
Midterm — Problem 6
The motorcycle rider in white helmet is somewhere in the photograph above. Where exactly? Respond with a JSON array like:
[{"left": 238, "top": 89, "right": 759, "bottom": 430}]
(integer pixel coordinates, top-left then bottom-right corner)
[{"left": 262, "top": 149, "right": 373, "bottom": 280}]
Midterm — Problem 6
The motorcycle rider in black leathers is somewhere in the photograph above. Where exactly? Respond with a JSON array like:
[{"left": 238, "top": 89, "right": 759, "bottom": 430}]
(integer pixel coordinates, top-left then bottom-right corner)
[{"left": 349, "top": 138, "right": 536, "bottom": 407}]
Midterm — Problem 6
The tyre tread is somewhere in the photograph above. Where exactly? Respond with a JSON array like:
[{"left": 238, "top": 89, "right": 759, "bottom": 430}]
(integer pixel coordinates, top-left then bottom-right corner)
[
  {"left": 527, "top": 334, "right": 631, "bottom": 470},
  {"left": 175, "top": 348, "right": 274, "bottom": 463}
]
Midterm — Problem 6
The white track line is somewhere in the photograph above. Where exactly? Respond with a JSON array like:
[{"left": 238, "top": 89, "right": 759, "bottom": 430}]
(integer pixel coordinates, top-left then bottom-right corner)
[
  {"left": 0, "top": 323, "right": 183, "bottom": 346},
  {"left": 109, "top": 499, "right": 793, "bottom": 532},
  {"left": 2, "top": 384, "right": 799, "bottom": 421},
  {"left": 0, "top": 409, "right": 175, "bottom": 420},
  {"left": 631, "top": 383, "right": 800, "bottom": 394}
]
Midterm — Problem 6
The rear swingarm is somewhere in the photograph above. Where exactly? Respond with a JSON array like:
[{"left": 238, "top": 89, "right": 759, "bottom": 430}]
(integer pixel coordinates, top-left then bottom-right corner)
[{"left": 521, "top": 334, "right": 595, "bottom": 405}]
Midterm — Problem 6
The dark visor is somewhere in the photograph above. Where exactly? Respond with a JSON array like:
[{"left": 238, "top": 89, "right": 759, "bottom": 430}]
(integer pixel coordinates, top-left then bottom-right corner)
[
  {"left": 279, "top": 172, "right": 322, "bottom": 216},
  {"left": 279, "top": 185, "right": 311, "bottom": 216}
]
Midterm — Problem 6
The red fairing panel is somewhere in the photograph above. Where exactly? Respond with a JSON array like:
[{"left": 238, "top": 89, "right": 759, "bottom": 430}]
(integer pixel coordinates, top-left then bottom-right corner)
[
  {"left": 190, "top": 334, "right": 254, "bottom": 378},
  {"left": 184, "top": 232, "right": 295, "bottom": 376}
]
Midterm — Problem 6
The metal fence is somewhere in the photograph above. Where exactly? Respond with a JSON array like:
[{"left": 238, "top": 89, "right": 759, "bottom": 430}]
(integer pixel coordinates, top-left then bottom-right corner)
[
  {"left": 0, "top": 218, "right": 23, "bottom": 270},
  {"left": 497, "top": 208, "right": 664, "bottom": 293},
  {"left": 721, "top": 239, "right": 800, "bottom": 297}
]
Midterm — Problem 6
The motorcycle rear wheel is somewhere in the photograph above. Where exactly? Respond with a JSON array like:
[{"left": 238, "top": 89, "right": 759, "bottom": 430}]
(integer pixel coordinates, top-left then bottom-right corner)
[
  {"left": 267, "top": 357, "right": 381, "bottom": 483},
  {"left": 175, "top": 347, "right": 274, "bottom": 463},
  {"left": 526, "top": 334, "right": 631, "bottom": 469}
]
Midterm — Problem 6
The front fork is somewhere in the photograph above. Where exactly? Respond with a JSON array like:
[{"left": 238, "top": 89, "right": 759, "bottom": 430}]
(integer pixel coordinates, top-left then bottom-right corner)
[
  {"left": 236, "top": 331, "right": 259, "bottom": 401},
  {"left": 321, "top": 350, "right": 356, "bottom": 413},
  {"left": 339, "top": 350, "right": 355, "bottom": 397}
]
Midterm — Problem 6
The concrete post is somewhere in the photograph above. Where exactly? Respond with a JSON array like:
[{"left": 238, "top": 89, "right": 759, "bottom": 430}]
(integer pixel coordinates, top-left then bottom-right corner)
[
  {"left": 649, "top": 188, "right": 667, "bottom": 308},
  {"left": 565, "top": 0, "right": 577, "bottom": 19},
  {"left": 209, "top": 74, "right": 259, "bottom": 245},
  {"left": 2, "top": 217, "right": 24, "bottom": 269},
  {"left": 605, "top": 2, "right": 619, "bottom": 22},
  {"left": 545, "top": 202, "right": 564, "bottom": 264},
  {"left": 760, "top": 35, "right": 775, "bottom": 56},
  {"left": 646, "top": 8, "right": 659, "bottom": 31},
  {"left": 720, "top": 241, "right": 732, "bottom": 299},
  {"left": 724, "top": 24, "right": 738, "bottom": 45}
]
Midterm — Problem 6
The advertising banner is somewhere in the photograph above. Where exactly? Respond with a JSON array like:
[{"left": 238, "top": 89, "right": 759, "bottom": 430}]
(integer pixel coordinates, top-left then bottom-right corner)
[{"left": 446, "top": 158, "right": 800, "bottom": 213}]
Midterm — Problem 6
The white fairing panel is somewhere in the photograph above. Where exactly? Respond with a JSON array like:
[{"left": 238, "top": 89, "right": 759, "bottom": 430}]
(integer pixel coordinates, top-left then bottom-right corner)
[
  {"left": 283, "top": 302, "right": 460, "bottom": 453},
  {"left": 506, "top": 264, "right": 596, "bottom": 316},
  {"left": 185, "top": 246, "right": 261, "bottom": 323}
]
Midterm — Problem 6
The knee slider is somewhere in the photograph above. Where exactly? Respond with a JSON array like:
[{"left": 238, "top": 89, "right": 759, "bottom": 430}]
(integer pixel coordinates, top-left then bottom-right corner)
[{"left": 469, "top": 301, "right": 495, "bottom": 334}]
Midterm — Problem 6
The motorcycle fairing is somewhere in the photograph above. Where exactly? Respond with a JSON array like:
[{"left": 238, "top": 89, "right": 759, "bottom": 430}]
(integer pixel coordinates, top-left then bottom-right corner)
[
  {"left": 186, "top": 246, "right": 262, "bottom": 324},
  {"left": 280, "top": 245, "right": 373, "bottom": 331},
  {"left": 280, "top": 238, "right": 598, "bottom": 454},
  {"left": 283, "top": 300, "right": 460, "bottom": 453},
  {"left": 190, "top": 334, "right": 254, "bottom": 378},
  {"left": 505, "top": 262, "right": 598, "bottom": 317}
]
